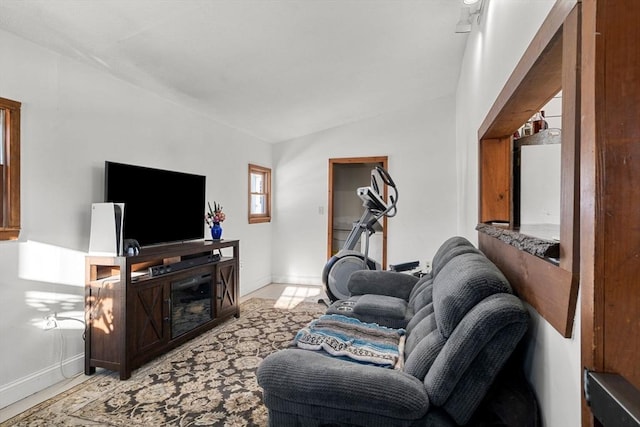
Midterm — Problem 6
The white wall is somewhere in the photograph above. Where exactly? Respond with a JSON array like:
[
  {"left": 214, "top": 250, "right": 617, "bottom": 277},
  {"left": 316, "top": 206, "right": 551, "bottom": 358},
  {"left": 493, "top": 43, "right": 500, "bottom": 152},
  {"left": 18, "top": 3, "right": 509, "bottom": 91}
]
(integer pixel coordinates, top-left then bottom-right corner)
[
  {"left": 0, "top": 29, "right": 272, "bottom": 408},
  {"left": 271, "top": 98, "right": 458, "bottom": 285},
  {"left": 1, "top": 3, "right": 585, "bottom": 423},
  {"left": 455, "top": 1, "right": 582, "bottom": 426}
]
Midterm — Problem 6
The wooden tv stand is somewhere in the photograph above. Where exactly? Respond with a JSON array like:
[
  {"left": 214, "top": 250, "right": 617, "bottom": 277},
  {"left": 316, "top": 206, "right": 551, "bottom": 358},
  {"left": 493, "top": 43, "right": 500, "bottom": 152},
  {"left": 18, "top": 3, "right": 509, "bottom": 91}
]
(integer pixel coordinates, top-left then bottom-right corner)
[{"left": 84, "top": 239, "right": 239, "bottom": 380}]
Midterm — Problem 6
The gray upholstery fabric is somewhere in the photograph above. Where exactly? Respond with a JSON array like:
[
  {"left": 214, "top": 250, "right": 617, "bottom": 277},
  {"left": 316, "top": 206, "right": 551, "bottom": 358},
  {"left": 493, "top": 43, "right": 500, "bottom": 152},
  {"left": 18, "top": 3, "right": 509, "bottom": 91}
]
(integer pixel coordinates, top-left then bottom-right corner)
[
  {"left": 326, "top": 295, "right": 410, "bottom": 329},
  {"left": 429, "top": 236, "right": 475, "bottom": 277},
  {"left": 425, "top": 294, "right": 528, "bottom": 425},
  {"left": 403, "top": 328, "right": 445, "bottom": 380},
  {"left": 404, "top": 311, "right": 438, "bottom": 357},
  {"left": 326, "top": 269, "right": 420, "bottom": 328},
  {"left": 354, "top": 294, "right": 408, "bottom": 319},
  {"left": 348, "top": 269, "right": 419, "bottom": 300},
  {"left": 409, "top": 284, "right": 434, "bottom": 313},
  {"left": 406, "top": 302, "right": 434, "bottom": 335},
  {"left": 258, "top": 237, "right": 530, "bottom": 427},
  {"left": 432, "top": 252, "right": 511, "bottom": 338},
  {"left": 340, "top": 238, "right": 482, "bottom": 329},
  {"left": 407, "top": 276, "right": 434, "bottom": 302},
  {"left": 430, "top": 244, "right": 482, "bottom": 278},
  {"left": 405, "top": 236, "right": 475, "bottom": 302},
  {"left": 258, "top": 349, "right": 430, "bottom": 424}
]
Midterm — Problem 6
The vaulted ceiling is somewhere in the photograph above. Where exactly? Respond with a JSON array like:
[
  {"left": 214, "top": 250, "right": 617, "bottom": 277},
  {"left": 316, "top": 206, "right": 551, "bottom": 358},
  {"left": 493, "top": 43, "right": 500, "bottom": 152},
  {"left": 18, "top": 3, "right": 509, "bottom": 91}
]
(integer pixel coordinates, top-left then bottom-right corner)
[{"left": 0, "top": 0, "right": 468, "bottom": 142}]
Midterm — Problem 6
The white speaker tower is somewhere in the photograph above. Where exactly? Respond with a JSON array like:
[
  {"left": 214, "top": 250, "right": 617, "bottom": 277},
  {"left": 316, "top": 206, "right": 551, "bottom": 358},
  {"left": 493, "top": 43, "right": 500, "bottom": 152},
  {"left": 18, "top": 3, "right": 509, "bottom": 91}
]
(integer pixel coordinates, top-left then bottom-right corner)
[{"left": 88, "top": 202, "right": 125, "bottom": 256}]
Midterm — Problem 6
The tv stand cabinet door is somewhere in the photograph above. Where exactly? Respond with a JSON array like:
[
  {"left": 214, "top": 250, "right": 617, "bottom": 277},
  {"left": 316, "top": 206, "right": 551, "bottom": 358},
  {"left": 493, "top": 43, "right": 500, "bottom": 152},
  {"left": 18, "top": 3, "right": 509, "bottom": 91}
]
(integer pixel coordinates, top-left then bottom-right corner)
[
  {"left": 130, "top": 280, "right": 170, "bottom": 362},
  {"left": 215, "top": 259, "right": 239, "bottom": 319}
]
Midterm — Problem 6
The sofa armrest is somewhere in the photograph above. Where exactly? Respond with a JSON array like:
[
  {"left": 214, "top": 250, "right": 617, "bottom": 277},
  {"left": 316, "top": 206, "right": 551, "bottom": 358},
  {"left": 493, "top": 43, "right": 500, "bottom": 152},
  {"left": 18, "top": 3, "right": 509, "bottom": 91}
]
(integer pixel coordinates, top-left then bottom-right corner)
[
  {"left": 257, "top": 348, "right": 430, "bottom": 420},
  {"left": 347, "top": 270, "right": 419, "bottom": 300}
]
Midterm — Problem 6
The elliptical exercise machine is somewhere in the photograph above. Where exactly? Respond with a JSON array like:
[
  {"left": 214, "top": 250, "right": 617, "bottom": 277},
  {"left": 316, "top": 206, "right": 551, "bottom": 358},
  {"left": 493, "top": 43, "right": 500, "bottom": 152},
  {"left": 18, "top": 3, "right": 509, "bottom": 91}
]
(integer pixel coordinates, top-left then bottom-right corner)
[{"left": 322, "top": 166, "right": 398, "bottom": 303}]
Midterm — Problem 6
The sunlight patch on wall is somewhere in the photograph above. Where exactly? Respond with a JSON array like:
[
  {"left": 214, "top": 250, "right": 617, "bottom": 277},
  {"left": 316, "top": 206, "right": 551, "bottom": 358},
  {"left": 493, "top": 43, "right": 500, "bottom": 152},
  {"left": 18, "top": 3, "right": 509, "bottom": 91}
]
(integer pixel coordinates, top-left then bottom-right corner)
[
  {"left": 19, "top": 240, "right": 85, "bottom": 287},
  {"left": 26, "top": 290, "right": 84, "bottom": 330},
  {"left": 25, "top": 290, "right": 82, "bottom": 311}
]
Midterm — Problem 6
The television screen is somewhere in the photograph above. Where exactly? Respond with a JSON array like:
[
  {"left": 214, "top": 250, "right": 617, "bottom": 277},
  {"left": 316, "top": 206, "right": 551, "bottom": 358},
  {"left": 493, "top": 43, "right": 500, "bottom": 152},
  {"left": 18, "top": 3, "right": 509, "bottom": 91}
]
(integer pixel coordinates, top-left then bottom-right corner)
[{"left": 105, "top": 161, "right": 206, "bottom": 247}]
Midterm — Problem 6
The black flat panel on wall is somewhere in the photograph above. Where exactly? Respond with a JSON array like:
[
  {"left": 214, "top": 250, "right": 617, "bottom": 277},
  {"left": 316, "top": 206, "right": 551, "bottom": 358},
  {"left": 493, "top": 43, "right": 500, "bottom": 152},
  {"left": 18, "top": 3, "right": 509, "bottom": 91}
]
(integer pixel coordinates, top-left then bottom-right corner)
[{"left": 105, "top": 161, "right": 206, "bottom": 247}]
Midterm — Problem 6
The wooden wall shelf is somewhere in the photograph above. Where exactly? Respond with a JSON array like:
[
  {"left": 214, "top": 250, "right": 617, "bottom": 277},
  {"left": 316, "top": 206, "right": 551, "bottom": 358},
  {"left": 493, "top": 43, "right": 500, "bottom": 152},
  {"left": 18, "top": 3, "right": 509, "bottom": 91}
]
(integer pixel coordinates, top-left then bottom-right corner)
[
  {"left": 476, "top": 223, "right": 559, "bottom": 259},
  {"left": 515, "top": 128, "right": 562, "bottom": 147}
]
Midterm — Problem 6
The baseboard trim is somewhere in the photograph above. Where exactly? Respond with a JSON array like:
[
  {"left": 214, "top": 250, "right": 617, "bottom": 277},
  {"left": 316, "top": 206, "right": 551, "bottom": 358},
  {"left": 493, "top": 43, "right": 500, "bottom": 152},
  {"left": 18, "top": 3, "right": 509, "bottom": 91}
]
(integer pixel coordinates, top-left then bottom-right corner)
[
  {"left": 0, "top": 353, "right": 84, "bottom": 410},
  {"left": 270, "top": 275, "right": 322, "bottom": 286}
]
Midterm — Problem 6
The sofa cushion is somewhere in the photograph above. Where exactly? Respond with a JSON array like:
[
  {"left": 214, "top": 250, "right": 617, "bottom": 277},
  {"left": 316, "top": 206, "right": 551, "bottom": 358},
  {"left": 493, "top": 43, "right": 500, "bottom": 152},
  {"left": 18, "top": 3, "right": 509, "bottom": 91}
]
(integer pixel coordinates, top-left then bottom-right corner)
[
  {"left": 430, "top": 236, "right": 475, "bottom": 277},
  {"left": 433, "top": 252, "right": 512, "bottom": 338},
  {"left": 404, "top": 311, "right": 438, "bottom": 357},
  {"left": 431, "top": 244, "right": 482, "bottom": 278},
  {"left": 258, "top": 349, "right": 431, "bottom": 424},
  {"left": 353, "top": 294, "right": 408, "bottom": 320},
  {"left": 409, "top": 283, "right": 434, "bottom": 313},
  {"left": 406, "top": 302, "right": 435, "bottom": 335},
  {"left": 424, "top": 293, "right": 529, "bottom": 425},
  {"left": 348, "top": 270, "right": 419, "bottom": 300},
  {"left": 403, "top": 313, "right": 445, "bottom": 380},
  {"left": 407, "top": 274, "right": 433, "bottom": 301}
]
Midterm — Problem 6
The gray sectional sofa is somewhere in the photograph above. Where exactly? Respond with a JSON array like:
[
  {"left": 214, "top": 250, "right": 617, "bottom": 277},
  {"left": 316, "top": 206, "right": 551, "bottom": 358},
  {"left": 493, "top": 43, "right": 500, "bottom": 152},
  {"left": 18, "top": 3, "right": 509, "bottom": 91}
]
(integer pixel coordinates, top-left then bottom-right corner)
[{"left": 257, "top": 237, "right": 534, "bottom": 426}]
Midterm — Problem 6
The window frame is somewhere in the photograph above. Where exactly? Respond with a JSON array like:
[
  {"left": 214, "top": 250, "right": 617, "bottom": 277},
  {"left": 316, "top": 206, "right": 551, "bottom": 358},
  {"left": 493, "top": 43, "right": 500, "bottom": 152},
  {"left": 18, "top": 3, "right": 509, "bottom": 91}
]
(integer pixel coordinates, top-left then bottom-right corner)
[
  {"left": 0, "top": 96, "right": 21, "bottom": 241},
  {"left": 248, "top": 164, "right": 271, "bottom": 224}
]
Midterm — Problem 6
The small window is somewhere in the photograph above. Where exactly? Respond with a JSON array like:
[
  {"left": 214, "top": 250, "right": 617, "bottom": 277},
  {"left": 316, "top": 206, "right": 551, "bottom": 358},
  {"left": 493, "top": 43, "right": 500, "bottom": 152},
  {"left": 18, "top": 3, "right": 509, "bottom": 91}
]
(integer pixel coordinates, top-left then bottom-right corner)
[
  {"left": 248, "top": 164, "right": 271, "bottom": 224},
  {"left": 0, "top": 97, "right": 21, "bottom": 241}
]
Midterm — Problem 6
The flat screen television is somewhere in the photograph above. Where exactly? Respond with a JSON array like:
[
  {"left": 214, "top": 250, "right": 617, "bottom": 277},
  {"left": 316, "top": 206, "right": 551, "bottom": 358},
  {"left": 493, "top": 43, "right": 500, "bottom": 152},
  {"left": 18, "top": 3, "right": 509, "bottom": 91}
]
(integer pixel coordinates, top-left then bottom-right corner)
[{"left": 104, "top": 161, "right": 206, "bottom": 247}]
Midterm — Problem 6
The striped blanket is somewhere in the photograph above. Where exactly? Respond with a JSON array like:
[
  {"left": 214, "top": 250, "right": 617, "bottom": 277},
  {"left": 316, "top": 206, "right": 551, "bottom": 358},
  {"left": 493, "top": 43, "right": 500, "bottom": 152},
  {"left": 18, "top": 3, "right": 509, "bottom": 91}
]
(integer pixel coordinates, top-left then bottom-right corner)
[{"left": 293, "top": 314, "right": 406, "bottom": 369}]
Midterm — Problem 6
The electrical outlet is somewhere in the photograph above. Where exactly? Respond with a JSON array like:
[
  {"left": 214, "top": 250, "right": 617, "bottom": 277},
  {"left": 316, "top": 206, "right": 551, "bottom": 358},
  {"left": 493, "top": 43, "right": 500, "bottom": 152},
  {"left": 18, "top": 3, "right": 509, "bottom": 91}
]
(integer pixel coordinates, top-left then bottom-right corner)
[{"left": 43, "top": 314, "right": 58, "bottom": 330}]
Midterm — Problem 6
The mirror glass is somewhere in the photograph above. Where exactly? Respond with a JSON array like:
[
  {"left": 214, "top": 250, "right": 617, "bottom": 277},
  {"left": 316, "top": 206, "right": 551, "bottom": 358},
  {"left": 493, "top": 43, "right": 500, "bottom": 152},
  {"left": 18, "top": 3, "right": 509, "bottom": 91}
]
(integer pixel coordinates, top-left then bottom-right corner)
[{"left": 518, "top": 92, "right": 562, "bottom": 240}]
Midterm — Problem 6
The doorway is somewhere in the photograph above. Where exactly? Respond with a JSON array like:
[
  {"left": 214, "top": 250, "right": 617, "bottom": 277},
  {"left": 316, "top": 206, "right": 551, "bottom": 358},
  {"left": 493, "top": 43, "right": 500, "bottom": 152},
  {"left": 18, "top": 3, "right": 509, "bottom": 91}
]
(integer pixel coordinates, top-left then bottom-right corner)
[{"left": 327, "top": 156, "right": 388, "bottom": 269}]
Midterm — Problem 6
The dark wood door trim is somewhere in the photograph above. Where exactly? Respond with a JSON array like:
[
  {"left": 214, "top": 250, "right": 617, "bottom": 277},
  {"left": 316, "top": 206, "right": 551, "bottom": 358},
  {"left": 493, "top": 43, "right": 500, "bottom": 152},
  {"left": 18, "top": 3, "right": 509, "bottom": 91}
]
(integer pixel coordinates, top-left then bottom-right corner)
[{"left": 327, "top": 156, "right": 388, "bottom": 269}]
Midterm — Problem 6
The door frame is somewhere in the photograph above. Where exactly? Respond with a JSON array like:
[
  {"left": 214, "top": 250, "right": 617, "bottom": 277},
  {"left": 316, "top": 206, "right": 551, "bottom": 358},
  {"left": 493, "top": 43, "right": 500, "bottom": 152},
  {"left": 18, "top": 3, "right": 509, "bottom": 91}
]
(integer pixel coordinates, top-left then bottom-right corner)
[{"left": 327, "top": 156, "right": 389, "bottom": 269}]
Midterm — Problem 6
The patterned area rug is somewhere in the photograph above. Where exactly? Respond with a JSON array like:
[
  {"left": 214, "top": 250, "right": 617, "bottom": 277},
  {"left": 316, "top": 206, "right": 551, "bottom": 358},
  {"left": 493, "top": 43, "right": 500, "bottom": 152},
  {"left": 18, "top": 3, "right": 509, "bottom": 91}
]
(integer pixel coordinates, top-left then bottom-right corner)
[{"left": 4, "top": 298, "right": 326, "bottom": 427}]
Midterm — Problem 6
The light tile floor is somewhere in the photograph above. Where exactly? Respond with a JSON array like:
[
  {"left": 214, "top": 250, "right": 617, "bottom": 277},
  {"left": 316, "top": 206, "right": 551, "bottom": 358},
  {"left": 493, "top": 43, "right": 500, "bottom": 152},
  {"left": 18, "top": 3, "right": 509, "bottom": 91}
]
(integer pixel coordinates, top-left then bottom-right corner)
[
  {"left": 0, "top": 283, "right": 328, "bottom": 423},
  {"left": 242, "top": 283, "right": 328, "bottom": 307}
]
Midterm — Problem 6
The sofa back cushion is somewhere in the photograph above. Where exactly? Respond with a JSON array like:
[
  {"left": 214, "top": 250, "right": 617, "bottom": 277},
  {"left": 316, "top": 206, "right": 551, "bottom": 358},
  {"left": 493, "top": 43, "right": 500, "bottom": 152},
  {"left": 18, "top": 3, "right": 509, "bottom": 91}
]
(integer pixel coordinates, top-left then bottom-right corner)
[
  {"left": 401, "top": 250, "right": 527, "bottom": 425},
  {"left": 425, "top": 293, "right": 528, "bottom": 424},
  {"left": 405, "top": 240, "right": 480, "bottom": 313},
  {"left": 430, "top": 236, "right": 475, "bottom": 276},
  {"left": 407, "top": 245, "right": 485, "bottom": 315},
  {"left": 432, "top": 252, "right": 512, "bottom": 338},
  {"left": 406, "top": 236, "right": 472, "bottom": 302}
]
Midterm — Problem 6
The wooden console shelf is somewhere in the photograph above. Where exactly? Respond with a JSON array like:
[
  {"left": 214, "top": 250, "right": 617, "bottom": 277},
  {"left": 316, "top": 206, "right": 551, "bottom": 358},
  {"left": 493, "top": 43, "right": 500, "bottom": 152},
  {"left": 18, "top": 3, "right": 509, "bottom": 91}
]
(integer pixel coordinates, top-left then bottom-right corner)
[{"left": 84, "top": 239, "right": 240, "bottom": 380}]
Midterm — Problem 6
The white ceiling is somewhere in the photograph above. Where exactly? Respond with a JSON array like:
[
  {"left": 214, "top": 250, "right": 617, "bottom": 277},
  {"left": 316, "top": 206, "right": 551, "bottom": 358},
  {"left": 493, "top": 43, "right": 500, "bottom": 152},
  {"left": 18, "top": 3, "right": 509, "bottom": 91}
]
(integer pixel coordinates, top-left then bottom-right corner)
[{"left": 0, "top": 0, "right": 468, "bottom": 143}]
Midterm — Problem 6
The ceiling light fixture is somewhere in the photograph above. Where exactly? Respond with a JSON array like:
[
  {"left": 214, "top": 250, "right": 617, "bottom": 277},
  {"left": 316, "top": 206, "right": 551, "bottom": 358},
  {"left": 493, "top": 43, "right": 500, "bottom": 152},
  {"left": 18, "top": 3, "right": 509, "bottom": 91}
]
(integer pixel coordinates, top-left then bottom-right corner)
[
  {"left": 455, "top": 0, "right": 485, "bottom": 34},
  {"left": 455, "top": 7, "right": 472, "bottom": 33}
]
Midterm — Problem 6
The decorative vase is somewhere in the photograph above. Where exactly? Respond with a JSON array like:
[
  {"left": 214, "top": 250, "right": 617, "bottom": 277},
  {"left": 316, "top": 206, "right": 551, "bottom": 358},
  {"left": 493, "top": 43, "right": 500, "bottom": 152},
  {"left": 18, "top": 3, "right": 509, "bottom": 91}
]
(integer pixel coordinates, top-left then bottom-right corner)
[{"left": 211, "top": 223, "right": 223, "bottom": 240}]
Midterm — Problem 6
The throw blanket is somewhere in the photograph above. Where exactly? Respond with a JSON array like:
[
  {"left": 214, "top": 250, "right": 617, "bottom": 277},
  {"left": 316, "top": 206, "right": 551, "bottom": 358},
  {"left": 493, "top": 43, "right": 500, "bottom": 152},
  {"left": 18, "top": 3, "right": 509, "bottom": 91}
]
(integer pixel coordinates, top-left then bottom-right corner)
[{"left": 293, "top": 314, "right": 405, "bottom": 369}]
